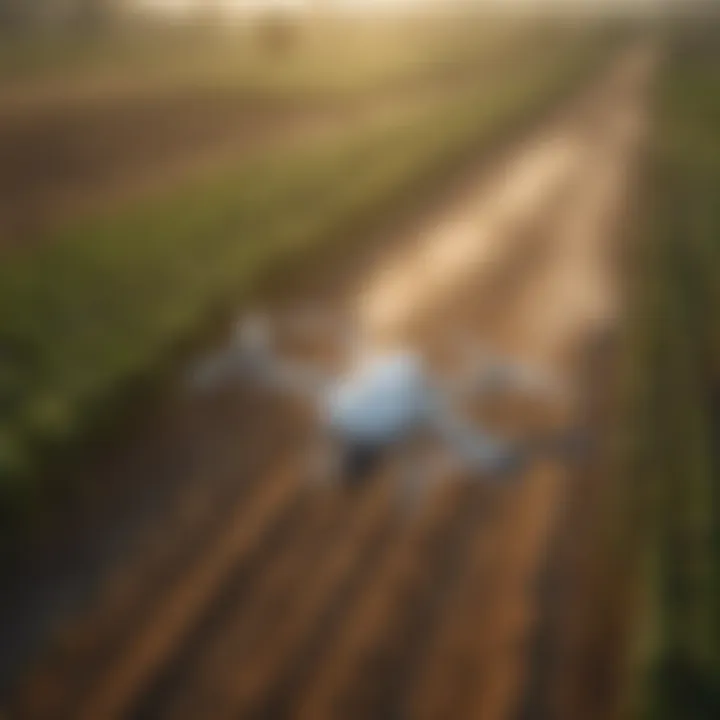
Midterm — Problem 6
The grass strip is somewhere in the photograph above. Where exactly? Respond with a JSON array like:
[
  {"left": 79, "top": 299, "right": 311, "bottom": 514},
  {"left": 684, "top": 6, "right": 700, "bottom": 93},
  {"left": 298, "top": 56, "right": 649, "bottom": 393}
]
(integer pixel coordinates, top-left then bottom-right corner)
[{"left": 616, "top": 24, "right": 720, "bottom": 720}]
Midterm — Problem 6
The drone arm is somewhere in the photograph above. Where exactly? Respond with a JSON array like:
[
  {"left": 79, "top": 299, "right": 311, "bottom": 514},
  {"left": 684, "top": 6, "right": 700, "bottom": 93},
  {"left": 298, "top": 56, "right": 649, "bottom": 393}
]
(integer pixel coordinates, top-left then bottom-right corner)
[
  {"left": 259, "top": 357, "right": 331, "bottom": 402},
  {"left": 449, "top": 355, "right": 567, "bottom": 406},
  {"left": 189, "top": 348, "right": 245, "bottom": 390},
  {"left": 427, "top": 391, "right": 519, "bottom": 476},
  {"left": 190, "top": 344, "right": 331, "bottom": 402}
]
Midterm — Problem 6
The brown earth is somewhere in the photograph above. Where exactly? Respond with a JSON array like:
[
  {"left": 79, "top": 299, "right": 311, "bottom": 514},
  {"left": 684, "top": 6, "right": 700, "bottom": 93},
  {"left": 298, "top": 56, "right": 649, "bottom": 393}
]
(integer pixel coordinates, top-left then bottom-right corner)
[{"left": 0, "top": 43, "right": 655, "bottom": 720}]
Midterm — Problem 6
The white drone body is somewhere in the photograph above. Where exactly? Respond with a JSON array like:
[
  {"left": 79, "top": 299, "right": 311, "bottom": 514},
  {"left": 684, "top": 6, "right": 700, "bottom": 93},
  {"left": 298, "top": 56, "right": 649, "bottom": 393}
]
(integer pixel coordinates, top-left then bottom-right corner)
[
  {"left": 191, "top": 314, "right": 574, "bottom": 488},
  {"left": 325, "top": 353, "right": 429, "bottom": 447}
]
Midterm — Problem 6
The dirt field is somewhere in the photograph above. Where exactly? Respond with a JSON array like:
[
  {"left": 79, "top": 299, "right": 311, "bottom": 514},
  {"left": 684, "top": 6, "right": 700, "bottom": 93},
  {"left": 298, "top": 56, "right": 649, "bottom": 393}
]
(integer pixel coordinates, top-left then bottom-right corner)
[{"left": 1, "top": 43, "right": 655, "bottom": 720}]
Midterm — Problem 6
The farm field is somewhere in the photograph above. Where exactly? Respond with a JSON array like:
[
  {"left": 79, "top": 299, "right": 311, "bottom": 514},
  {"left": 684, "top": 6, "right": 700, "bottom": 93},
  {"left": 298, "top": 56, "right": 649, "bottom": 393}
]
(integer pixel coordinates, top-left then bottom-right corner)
[
  {"left": 0, "top": 23, "right": 610, "bottom": 515},
  {"left": 0, "top": 28, "right": 654, "bottom": 720}
]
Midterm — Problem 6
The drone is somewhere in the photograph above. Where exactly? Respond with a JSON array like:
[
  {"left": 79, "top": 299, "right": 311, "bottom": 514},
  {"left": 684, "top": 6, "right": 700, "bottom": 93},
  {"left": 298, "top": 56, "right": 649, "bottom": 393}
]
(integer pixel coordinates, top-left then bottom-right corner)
[{"left": 189, "top": 312, "right": 581, "bottom": 495}]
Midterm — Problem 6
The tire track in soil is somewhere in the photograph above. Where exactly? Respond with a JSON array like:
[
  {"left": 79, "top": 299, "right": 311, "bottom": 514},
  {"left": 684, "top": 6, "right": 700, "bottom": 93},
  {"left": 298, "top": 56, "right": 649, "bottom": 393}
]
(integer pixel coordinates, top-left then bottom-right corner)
[
  {"left": 288, "top": 480, "right": 463, "bottom": 720},
  {"left": 73, "top": 459, "right": 314, "bottom": 720},
  {"left": 404, "top": 465, "right": 558, "bottom": 720},
  {"left": 330, "top": 485, "right": 501, "bottom": 720},
  {"left": 253, "top": 485, "right": 501, "bottom": 720},
  {"left": 201, "top": 479, "right": 401, "bottom": 720},
  {"left": 133, "top": 477, "right": 393, "bottom": 720},
  {"left": 9, "top": 400, "right": 301, "bottom": 718},
  {"left": 131, "top": 492, "right": 339, "bottom": 720}
]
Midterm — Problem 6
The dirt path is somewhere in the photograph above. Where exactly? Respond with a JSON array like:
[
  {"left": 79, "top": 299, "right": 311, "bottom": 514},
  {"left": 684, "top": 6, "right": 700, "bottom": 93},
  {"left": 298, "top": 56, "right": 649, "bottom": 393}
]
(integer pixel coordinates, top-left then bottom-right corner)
[{"left": 1, "top": 44, "right": 655, "bottom": 720}]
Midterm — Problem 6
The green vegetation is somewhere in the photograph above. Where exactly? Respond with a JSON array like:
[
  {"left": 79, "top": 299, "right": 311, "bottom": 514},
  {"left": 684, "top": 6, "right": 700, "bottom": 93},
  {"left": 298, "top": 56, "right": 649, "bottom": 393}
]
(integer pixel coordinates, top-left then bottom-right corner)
[
  {"left": 618, "top": 24, "right": 720, "bottom": 720},
  {"left": 0, "top": 30, "right": 610, "bottom": 519}
]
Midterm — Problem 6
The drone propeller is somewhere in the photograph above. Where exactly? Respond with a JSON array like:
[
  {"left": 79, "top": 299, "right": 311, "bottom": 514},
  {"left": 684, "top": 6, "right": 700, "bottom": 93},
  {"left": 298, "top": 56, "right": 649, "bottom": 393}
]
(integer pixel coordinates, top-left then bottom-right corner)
[
  {"left": 188, "top": 312, "right": 272, "bottom": 392},
  {"left": 442, "top": 330, "right": 571, "bottom": 408}
]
